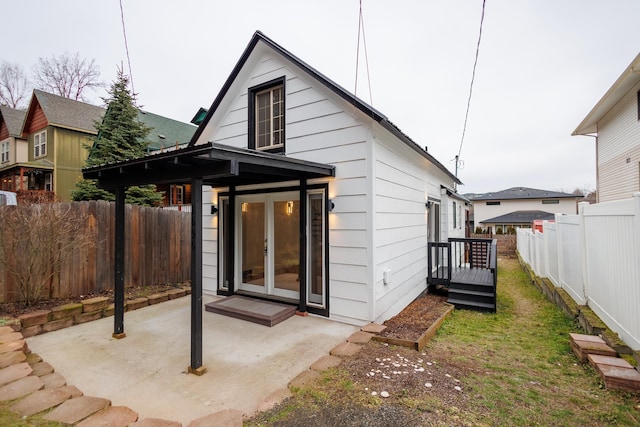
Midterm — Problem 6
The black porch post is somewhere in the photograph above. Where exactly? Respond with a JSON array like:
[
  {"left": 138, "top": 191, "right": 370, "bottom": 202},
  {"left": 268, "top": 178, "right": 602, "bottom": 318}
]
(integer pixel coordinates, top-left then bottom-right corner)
[
  {"left": 188, "top": 177, "right": 206, "bottom": 375},
  {"left": 113, "top": 186, "right": 126, "bottom": 339},
  {"left": 298, "top": 179, "right": 308, "bottom": 314},
  {"left": 227, "top": 186, "right": 236, "bottom": 294}
]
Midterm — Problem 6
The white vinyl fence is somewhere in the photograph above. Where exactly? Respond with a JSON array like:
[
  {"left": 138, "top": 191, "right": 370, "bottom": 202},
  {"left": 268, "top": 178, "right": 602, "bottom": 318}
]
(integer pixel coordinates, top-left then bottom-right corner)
[{"left": 517, "top": 193, "right": 640, "bottom": 351}]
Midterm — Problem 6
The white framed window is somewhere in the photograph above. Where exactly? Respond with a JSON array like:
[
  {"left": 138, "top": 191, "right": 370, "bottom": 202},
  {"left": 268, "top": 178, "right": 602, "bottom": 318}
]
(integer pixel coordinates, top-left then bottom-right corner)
[
  {"left": 255, "top": 85, "right": 284, "bottom": 150},
  {"left": 169, "top": 184, "right": 184, "bottom": 205},
  {"left": 1, "top": 140, "right": 9, "bottom": 163},
  {"left": 34, "top": 130, "right": 47, "bottom": 158},
  {"left": 44, "top": 173, "right": 52, "bottom": 191}
]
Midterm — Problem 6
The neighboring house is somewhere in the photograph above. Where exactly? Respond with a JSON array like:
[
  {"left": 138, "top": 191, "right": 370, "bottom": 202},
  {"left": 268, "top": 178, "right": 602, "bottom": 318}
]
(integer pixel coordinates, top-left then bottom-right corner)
[
  {"left": 0, "top": 106, "right": 28, "bottom": 192},
  {"left": 14, "top": 90, "right": 104, "bottom": 201},
  {"left": 137, "top": 110, "right": 198, "bottom": 207},
  {"left": 572, "top": 52, "right": 640, "bottom": 203},
  {"left": 2, "top": 90, "right": 196, "bottom": 204},
  {"left": 85, "top": 31, "right": 468, "bottom": 326},
  {"left": 470, "top": 187, "right": 579, "bottom": 233}
]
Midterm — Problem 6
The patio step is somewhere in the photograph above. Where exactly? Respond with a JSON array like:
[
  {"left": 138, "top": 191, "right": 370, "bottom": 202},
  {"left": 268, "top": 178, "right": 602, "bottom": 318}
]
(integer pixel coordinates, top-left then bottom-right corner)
[
  {"left": 205, "top": 295, "right": 296, "bottom": 327},
  {"left": 447, "top": 288, "right": 495, "bottom": 305}
]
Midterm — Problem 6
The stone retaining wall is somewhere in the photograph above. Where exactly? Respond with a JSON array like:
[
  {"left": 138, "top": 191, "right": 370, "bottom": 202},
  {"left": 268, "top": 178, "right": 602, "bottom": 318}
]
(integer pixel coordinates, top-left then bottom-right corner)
[{"left": 3, "top": 286, "right": 191, "bottom": 338}]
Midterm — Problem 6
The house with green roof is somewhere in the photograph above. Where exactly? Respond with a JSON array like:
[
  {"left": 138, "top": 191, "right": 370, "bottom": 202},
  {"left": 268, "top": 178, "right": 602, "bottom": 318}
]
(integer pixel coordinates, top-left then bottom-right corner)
[
  {"left": 137, "top": 110, "right": 198, "bottom": 207},
  {"left": 2, "top": 90, "right": 197, "bottom": 204}
]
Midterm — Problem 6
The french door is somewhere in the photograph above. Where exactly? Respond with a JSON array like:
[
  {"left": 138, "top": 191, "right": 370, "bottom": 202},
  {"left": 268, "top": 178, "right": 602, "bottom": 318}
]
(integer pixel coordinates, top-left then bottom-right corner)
[{"left": 237, "top": 192, "right": 300, "bottom": 300}]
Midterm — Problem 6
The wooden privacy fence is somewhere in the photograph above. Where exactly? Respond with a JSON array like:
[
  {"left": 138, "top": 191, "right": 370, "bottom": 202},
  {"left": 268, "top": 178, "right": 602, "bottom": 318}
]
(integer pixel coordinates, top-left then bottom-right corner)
[{"left": 0, "top": 201, "right": 191, "bottom": 303}]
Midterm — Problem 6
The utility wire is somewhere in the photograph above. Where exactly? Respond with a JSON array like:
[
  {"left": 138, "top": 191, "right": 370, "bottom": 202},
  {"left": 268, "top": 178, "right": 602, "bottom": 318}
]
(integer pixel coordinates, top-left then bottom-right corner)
[
  {"left": 456, "top": 0, "right": 487, "bottom": 173},
  {"left": 119, "top": 0, "right": 135, "bottom": 96},
  {"left": 354, "top": 0, "right": 374, "bottom": 107}
]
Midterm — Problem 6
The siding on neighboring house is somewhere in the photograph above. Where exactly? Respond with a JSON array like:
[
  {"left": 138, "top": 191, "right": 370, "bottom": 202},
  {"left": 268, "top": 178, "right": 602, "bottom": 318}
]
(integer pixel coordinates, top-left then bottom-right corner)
[
  {"left": 596, "top": 80, "right": 640, "bottom": 202},
  {"left": 52, "top": 127, "right": 92, "bottom": 201},
  {"left": 474, "top": 198, "right": 577, "bottom": 226}
]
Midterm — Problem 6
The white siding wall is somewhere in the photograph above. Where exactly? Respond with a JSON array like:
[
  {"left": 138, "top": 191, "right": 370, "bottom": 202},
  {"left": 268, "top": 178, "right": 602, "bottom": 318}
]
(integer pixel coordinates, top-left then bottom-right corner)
[
  {"left": 596, "top": 80, "right": 640, "bottom": 202},
  {"left": 196, "top": 47, "right": 374, "bottom": 324},
  {"left": 371, "top": 128, "right": 456, "bottom": 322},
  {"left": 474, "top": 198, "right": 578, "bottom": 227}
]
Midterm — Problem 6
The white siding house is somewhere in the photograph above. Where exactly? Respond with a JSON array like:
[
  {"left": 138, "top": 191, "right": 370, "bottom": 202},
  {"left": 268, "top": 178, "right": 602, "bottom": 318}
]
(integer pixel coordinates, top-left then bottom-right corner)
[
  {"left": 193, "top": 32, "right": 464, "bottom": 325},
  {"left": 471, "top": 187, "right": 579, "bottom": 233},
  {"left": 573, "top": 52, "right": 640, "bottom": 202}
]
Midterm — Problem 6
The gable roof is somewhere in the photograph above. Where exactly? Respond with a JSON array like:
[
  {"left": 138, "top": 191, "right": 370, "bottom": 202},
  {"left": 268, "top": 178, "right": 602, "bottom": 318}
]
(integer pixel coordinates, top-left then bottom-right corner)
[
  {"left": 23, "top": 90, "right": 105, "bottom": 135},
  {"left": 481, "top": 210, "right": 555, "bottom": 224},
  {"left": 469, "top": 187, "right": 578, "bottom": 201},
  {"left": 0, "top": 106, "right": 26, "bottom": 137},
  {"left": 573, "top": 52, "right": 640, "bottom": 136},
  {"left": 189, "top": 30, "right": 461, "bottom": 185},
  {"left": 136, "top": 110, "right": 197, "bottom": 152}
]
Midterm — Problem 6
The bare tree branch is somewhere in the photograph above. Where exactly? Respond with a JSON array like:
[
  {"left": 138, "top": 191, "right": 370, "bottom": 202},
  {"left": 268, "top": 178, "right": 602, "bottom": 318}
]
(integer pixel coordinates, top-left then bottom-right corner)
[
  {"left": 32, "top": 52, "right": 105, "bottom": 101},
  {"left": 0, "top": 61, "right": 29, "bottom": 108}
]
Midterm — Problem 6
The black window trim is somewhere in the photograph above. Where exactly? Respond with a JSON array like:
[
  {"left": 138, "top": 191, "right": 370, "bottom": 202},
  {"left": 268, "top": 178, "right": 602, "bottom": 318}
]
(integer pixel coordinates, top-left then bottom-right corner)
[{"left": 248, "top": 76, "right": 286, "bottom": 154}]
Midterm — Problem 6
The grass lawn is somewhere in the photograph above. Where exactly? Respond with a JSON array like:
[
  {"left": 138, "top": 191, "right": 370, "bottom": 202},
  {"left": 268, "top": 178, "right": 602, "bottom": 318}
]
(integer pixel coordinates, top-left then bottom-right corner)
[{"left": 247, "top": 257, "right": 640, "bottom": 426}]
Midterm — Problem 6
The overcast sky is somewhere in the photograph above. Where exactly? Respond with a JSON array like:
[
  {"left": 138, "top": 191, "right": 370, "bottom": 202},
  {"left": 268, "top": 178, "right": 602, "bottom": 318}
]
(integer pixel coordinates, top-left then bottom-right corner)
[{"left": 4, "top": 1, "right": 640, "bottom": 194}]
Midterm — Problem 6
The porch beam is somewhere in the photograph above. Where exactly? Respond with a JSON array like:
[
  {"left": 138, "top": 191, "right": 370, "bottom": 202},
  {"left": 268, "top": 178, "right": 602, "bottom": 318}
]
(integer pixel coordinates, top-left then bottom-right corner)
[
  {"left": 113, "top": 187, "right": 126, "bottom": 339},
  {"left": 188, "top": 177, "right": 206, "bottom": 375}
]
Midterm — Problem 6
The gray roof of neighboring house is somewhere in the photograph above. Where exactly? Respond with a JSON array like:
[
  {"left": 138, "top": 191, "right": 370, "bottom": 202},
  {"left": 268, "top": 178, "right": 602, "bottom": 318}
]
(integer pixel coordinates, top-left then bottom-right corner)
[
  {"left": 469, "top": 187, "right": 578, "bottom": 201},
  {"left": 0, "top": 106, "right": 26, "bottom": 137},
  {"left": 481, "top": 210, "right": 555, "bottom": 224},
  {"left": 137, "top": 110, "right": 198, "bottom": 152},
  {"left": 30, "top": 89, "right": 105, "bottom": 134}
]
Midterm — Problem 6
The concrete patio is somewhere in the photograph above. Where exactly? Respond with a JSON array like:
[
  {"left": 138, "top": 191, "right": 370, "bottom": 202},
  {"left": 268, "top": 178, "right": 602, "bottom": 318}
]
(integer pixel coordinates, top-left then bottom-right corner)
[{"left": 26, "top": 295, "right": 358, "bottom": 425}]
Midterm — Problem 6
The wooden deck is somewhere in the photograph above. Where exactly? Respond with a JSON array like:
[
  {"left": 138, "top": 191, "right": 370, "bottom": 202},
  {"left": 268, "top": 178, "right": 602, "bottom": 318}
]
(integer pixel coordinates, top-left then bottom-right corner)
[{"left": 427, "top": 238, "right": 498, "bottom": 312}]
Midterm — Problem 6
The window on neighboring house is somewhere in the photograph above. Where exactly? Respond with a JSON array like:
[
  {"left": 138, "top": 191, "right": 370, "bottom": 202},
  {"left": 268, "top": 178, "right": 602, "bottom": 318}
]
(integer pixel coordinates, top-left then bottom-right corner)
[
  {"left": 1, "top": 141, "right": 9, "bottom": 163},
  {"left": 248, "top": 77, "right": 285, "bottom": 153},
  {"left": 542, "top": 199, "right": 559, "bottom": 204},
  {"left": 169, "top": 184, "right": 184, "bottom": 205},
  {"left": 44, "top": 173, "right": 52, "bottom": 191},
  {"left": 486, "top": 201, "right": 500, "bottom": 205},
  {"left": 34, "top": 130, "right": 47, "bottom": 158}
]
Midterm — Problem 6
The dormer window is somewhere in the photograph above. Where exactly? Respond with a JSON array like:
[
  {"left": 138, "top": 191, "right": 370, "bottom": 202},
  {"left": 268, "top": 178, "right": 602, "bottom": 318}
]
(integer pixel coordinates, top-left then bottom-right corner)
[{"left": 249, "top": 77, "right": 285, "bottom": 153}]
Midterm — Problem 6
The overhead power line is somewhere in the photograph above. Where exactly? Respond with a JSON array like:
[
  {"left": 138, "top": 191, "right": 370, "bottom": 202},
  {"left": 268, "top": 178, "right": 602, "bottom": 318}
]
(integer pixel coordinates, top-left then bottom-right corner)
[
  {"left": 119, "top": 0, "right": 135, "bottom": 95},
  {"left": 354, "top": 0, "right": 374, "bottom": 107},
  {"left": 456, "top": 0, "right": 487, "bottom": 177}
]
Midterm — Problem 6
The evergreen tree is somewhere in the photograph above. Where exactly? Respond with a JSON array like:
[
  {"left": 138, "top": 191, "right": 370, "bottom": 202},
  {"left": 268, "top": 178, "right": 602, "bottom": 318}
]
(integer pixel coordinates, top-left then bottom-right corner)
[{"left": 73, "top": 68, "right": 164, "bottom": 206}]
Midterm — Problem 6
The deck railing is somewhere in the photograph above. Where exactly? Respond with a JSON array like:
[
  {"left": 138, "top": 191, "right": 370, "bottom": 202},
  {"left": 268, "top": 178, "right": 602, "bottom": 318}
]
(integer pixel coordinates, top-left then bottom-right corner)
[{"left": 428, "top": 237, "right": 497, "bottom": 286}]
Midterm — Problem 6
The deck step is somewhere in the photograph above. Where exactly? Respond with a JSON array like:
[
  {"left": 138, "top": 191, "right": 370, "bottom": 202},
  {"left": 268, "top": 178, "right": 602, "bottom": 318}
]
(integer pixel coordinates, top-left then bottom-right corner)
[
  {"left": 447, "top": 289, "right": 494, "bottom": 305},
  {"left": 448, "top": 281, "right": 495, "bottom": 293},
  {"left": 447, "top": 298, "right": 495, "bottom": 312}
]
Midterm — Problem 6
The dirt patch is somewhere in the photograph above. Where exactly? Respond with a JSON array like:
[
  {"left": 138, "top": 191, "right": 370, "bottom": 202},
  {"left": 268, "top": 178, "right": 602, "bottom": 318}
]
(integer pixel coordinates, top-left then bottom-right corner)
[
  {"left": 378, "top": 291, "right": 450, "bottom": 341},
  {"left": 0, "top": 284, "right": 184, "bottom": 318}
]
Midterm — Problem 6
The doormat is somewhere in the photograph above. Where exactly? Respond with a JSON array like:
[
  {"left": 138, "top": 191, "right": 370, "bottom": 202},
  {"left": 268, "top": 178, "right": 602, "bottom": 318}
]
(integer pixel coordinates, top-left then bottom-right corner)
[{"left": 205, "top": 295, "right": 297, "bottom": 327}]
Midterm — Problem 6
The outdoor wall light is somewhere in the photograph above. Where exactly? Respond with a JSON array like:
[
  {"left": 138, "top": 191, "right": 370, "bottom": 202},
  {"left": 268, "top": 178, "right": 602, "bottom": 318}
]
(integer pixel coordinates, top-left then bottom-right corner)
[
  {"left": 241, "top": 202, "right": 248, "bottom": 213},
  {"left": 286, "top": 200, "right": 294, "bottom": 215},
  {"left": 210, "top": 204, "right": 218, "bottom": 215},
  {"left": 426, "top": 201, "right": 432, "bottom": 209},
  {"left": 328, "top": 199, "right": 335, "bottom": 212}
]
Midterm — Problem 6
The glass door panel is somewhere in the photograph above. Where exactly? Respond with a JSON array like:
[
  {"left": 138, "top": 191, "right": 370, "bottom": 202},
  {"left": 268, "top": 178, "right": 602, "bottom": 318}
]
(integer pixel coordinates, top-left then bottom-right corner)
[
  {"left": 273, "top": 200, "right": 299, "bottom": 299},
  {"left": 240, "top": 201, "right": 265, "bottom": 291},
  {"left": 307, "top": 192, "right": 325, "bottom": 307}
]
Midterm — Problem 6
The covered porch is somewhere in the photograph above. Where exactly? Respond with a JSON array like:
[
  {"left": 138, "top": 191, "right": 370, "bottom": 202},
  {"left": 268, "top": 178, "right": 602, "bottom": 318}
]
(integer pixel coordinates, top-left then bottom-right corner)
[{"left": 83, "top": 142, "right": 335, "bottom": 374}]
